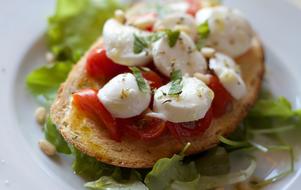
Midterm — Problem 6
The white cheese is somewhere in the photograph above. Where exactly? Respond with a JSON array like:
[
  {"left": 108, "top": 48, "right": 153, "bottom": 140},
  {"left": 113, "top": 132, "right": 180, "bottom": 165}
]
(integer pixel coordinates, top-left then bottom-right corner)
[
  {"left": 154, "top": 13, "right": 198, "bottom": 39},
  {"left": 209, "top": 53, "right": 246, "bottom": 99},
  {"left": 98, "top": 73, "right": 151, "bottom": 118},
  {"left": 152, "top": 32, "right": 207, "bottom": 77},
  {"left": 153, "top": 76, "right": 214, "bottom": 123},
  {"left": 103, "top": 19, "right": 152, "bottom": 66},
  {"left": 196, "top": 6, "right": 253, "bottom": 57}
]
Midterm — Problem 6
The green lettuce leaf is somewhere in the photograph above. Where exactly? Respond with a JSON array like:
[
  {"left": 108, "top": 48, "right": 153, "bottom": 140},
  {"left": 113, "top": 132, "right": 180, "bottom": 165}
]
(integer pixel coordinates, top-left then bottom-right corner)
[
  {"left": 249, "top": 97, "right": 298, "bottom": 118},
  {"left": 246, "top": 96, "right": 301, "bottom": 129},
  {"left": 170, "top": 158, "right": 256, "bottom": 190},
  {"left": 48, "top": 0, "right": 121, "bottom": 61},
  {"left": 44, "top": 117, "right": 71, "bottom": 154},
  {"left": 85, "top": 176, "right": 148, "bottom": 190},
  {"left": 71, "top": 148, "right": 115, "bottom": 181},
  {"left": 145, "top": 148, "right": 256, "bottom": 190},
  {"left": 26, "top": 62, "right": 72, "bottom": 106},
  {"left": 26, "top": 0, "right": 121, "bottom": 105},
  {"left": 85, "top": 169, "right": 147, "bottom": 190}
]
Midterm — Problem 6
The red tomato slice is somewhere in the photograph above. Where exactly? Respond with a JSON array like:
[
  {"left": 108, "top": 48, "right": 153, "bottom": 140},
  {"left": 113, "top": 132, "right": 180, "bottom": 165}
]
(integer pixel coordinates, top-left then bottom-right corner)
[
  {"left": 208, "top": 75, "right": 233, "bottom": 118},
  {"left": 86, "top": 48, "right": 129, "bottom": 80},
  {"left": 73, "top": 89, "right": 121, "bottom": 141},
  {"left": 119, "top": 115, "right": 166, "bottom": 140},
  {"left": 141, "top": 69, "right": 164, "bottom": 89},
  {"left": 167, "top": 108, "right": 213, "bottom": 140},
  {"left": 186, "top": 0, "right": 202, "bottom": 16}
]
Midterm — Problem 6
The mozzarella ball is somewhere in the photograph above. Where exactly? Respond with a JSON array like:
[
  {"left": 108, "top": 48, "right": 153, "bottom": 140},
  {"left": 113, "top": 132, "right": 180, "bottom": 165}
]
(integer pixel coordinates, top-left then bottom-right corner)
[
  {"left": 152, "top": 32, "right": 207, "bottom": 77},
  {"left": 103, "top": 19, "right": 152, "bottom": 66},
  {"left": 209, "top": 53, "right": 246, "bottom": 99},
  {"left": 196, "top": 6, "right": 253, "bottom": 57},
  {"left": 98, "top": 73, "right": 151, "bottom": 118},
  {"left": 153, "top": 76, "right": 214, "bottom": 123}
]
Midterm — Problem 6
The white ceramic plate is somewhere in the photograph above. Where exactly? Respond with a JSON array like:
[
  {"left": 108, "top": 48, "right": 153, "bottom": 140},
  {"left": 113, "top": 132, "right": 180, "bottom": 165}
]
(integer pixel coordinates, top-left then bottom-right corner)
[{"left": 1, "top": 0, "right": 301, "bottom": 189}]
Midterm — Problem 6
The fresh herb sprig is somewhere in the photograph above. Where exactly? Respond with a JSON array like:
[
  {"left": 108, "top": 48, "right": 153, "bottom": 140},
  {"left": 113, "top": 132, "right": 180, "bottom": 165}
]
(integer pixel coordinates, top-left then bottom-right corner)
[
  {"left": 168, "top": 70, "right": 183, "bottom": 96},
  {"left": 133, "top": 32, "right": 164, "bottom": 54},
  {"left": 133, "top": 30, "right": 180, "bottom": 54},
  {"left": 196, "top": 20, "right": 210, "bottom": 50},
  {"left": 130, "top": 67, "right": 149, "bottom": 93},
  {"left": 164, "top": 29, "right": 180, "bottom": 48}
]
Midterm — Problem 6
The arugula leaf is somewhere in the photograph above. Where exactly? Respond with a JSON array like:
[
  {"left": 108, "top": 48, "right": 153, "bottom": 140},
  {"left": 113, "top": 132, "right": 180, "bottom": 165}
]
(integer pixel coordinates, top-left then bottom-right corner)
[
  {"left": 144, "top": 154, "right": 198, "bottom": 190},
  {"left": 195, "top": 147, "right": 230, "bottom": 176},
  {"left": 71, "top": 147, "right": 115, "bottom": 180},
  {"left": 164, "top": 29, "right": 180, "bottom": 48},
  {"left": 168, "top": 70, "right": 183, "bottom": 96},
  {"left": 133, "top": 34, "right": 149, "bottom": 54},
  {"left": 130, "top": 67, "right": 149, "bottom": 93},
  {"left": 85, "top": 170, "right": 147, "bottom": 190},
  {"left": 196, "top": 21, "right": 210, "bottom": 50},
  {"left": 44, "top": 117, "right": 71, "bottom": 154},
  {"left": 26, "top": 62, "right": 72, "bottom": 106}
]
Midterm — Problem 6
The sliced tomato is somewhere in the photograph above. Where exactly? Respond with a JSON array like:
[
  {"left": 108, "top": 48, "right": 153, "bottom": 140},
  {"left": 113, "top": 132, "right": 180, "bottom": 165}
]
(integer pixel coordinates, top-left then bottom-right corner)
[
  {"left": 86, "top": 48, "right": 129, "bottom": 80},
  {"left": 119, "top": 115, "right": 166, "bottom": 140},
  {"left": 73, "top": 89, "right": 121, "bottom": 141},
  {"left": 186, "top": 0, "right": 202, "bottom": 16},
  {"left": 167, "top": 108, "right": 213, "bottom": 140},
  {"left": 141, "top": 69, "right": 164, "bottom": 89},
  {"left": 208, "top": 75, "right": 233, "bottom": 118}
]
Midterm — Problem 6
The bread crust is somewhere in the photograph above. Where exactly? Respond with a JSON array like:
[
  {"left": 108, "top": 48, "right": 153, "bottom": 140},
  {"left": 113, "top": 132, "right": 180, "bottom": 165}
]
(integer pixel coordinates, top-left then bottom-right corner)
[{"left": 50, "top": 35, "right": 264, "bottom": 168}]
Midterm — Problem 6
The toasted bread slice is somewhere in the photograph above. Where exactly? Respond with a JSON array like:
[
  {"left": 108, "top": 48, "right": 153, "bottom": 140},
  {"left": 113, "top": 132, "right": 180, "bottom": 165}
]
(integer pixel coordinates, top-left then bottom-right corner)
[{"left": 50, "top": 35, "right": 264, "bottom": 168}]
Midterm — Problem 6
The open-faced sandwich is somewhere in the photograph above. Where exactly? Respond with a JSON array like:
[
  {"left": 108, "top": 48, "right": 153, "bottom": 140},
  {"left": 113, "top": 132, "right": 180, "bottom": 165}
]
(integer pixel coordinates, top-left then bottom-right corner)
[{"left": 50, "top": 0, "right": 264, "bottom": 168}]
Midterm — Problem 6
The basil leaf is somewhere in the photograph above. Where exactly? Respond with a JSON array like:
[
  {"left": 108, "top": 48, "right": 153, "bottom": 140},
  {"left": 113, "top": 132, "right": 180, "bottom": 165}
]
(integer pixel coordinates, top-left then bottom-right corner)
[
  {"left": 198, "top": 21, "right": 210, "bottom": 39},
  {"left": 196, "top": 21, "right": 210, "bottom": 50},
  {"left": 133, "top": 33, "right": 164, "bottom": 54},
  {"left": 130, "top": 67, "right": 149, "bottom": 93},
  {"left": 168, "top": 70, "right": 183, "bottom": 96},
  {"left": 164, "top": 29, "right": 180, "bottom": 48},
  {"left": 133, "top": 34, "right": 149, "bottom": 54},
  {"left": 146, "top": 32, "right": 165, "bottom": 43}
]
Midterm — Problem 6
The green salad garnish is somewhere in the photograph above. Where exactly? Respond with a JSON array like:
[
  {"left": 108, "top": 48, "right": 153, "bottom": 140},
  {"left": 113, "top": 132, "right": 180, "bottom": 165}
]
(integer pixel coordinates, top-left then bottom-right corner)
[{"left": 25, "top": 0, "right": 301, "bottom": 189}]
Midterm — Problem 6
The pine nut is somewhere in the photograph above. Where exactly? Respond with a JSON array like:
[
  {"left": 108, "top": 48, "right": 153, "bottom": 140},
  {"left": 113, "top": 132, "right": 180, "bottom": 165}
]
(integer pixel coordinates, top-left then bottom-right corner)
[
  {"left": 194, "top": 73, "right": 211, "bottom": 84},
  {"left": 201, "top": 47, "right": 216, "bottom": 58},
  {"left": 114, "top": 9, "right": 126, "bottom": 24},
  {"left": 38, "top": 139, "right": 56, "bottom": 156},
  {"left": 35, "top": 107, "right": 47, "bottom": 125}
]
